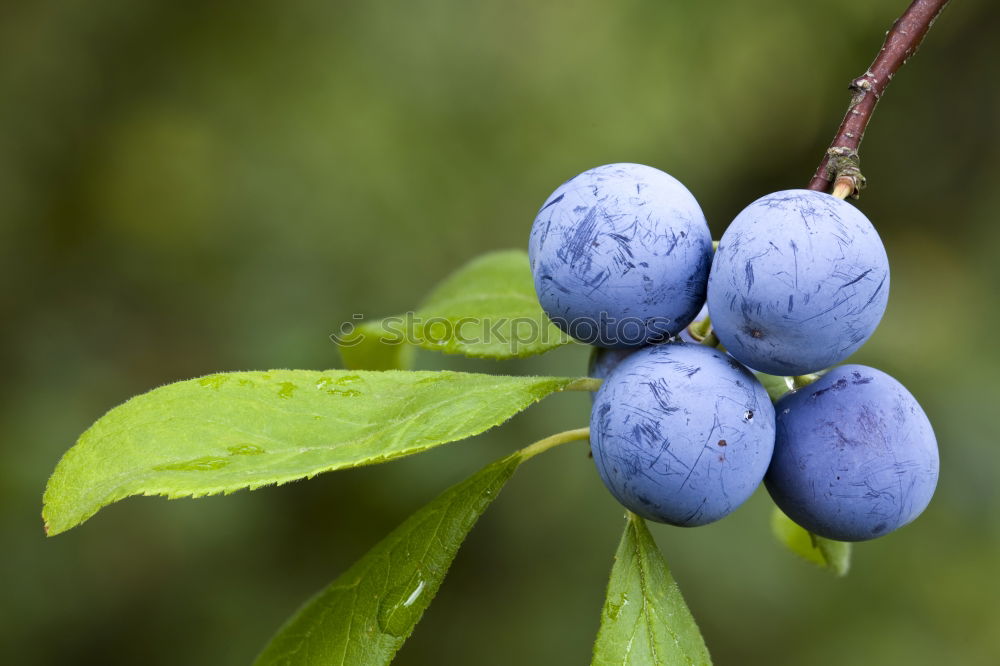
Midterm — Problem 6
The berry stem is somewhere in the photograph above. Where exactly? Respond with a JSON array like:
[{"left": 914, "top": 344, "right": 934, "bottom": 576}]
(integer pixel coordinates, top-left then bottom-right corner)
[
  {"left": 786, "top": 374, "right": 822, "bottom": 390},
  {"left": 687, "top": 316, "right": 713, "bottom": 342},
  {"left": 831, "top": 177, "right": 855, "bottom": 200},
  {"left": 807, "top": 0, "right": 950, "bottom": 197},
  {"left": 566, "top": 377, "right": 604, "bottom": 392},
  {"left": 519, "top": 427, "right": 591, "bottom": 461},
  {"left": 688, "top": 316, "right": 721, "bottom": 348}
]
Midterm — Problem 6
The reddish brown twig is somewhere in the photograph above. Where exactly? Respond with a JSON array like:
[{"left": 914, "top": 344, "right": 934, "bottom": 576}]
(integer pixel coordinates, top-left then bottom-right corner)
[{"left": 808, "top": 0, "right": 950, "bottom": 198}]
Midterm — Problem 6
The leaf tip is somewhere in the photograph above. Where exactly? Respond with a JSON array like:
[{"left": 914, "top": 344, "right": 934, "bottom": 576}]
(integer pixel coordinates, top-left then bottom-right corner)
[{"left": 41, "top": 510, "right": 62, "bottom": 537}]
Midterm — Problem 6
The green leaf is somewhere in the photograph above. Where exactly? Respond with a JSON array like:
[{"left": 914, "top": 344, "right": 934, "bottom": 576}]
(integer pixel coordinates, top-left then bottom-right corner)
[
  {"left": 43, "top": 369, "right": 586, "bottom": 535},
  {"left": 338, "top": 320, "right": 415, "bottom": 371},
  {"left": 256, "top": 427, "right": 591, "bottom": 666},
  {"left": 770, "top": 506, "right": 851, "bottom": 576},
  {"left": 255, "top": 452, "right": 516, "bottom": 665},
  {"left": 414, "top": 249, "right": 570, "bottom": 358},
  {"left": 337, "top": 250, "right": 572, "bottom": 368},
  {"left": 256, "top": 454, "right": 521, "bottom": 666},
  {"left": 755, "top": 371, "right": 791, "bottom": 402},
  {"left": 593, "top": 513, "right": 711, "bottom": 666}
]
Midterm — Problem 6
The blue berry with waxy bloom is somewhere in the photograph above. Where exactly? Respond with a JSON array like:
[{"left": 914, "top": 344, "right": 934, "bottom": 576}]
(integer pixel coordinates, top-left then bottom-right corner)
[
  {"left": 590, "top": 342, "right": 775, "bottom": 526},
  {"left": 707, "top": 189, "right": 889, "bottom": 375},
  {"left": 587, "top": 302, "right": 710, "bottom": 400},
  {"left": 529, "top": 163, "right": 713, "bottom": 348},
  {"left": 588, "top": 347, "right": 635, "bottom": 382},
  {"left": 588, "top": 347, "right": 636, "bottom": 404},
  {"left": 765, "top": 364, "right": 938, "bottom": 542}
]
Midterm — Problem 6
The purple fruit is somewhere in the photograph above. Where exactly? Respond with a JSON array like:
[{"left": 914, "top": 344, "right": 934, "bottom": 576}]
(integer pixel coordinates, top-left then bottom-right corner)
[
  {"left": 588, "top": 347, "right": 635, "bottom": 382},
  {"left": 707, "top": 190, "right": 889, "bottom": 375},
  {"left": 766, "top": 365, "right": 938, "bottom": 541},
  {"left": 529, "top": 163, "right": 713, "bottom": 348},
  {"left": 588, "top": 347, "right": 637, "bottom": 404},
  {"left": 590, "top": 342, "right": 775, "bottom": 526}
]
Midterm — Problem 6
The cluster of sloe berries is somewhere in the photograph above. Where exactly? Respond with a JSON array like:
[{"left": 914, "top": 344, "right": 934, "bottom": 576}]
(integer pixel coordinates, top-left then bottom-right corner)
[{"left": 528, "top": 163, "right": 939, "bottom": 542}]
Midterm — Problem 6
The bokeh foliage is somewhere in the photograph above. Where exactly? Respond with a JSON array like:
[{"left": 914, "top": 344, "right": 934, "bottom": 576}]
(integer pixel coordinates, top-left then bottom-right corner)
[{"left": 2, "top": 0, "right": 999, "bottom": 664}]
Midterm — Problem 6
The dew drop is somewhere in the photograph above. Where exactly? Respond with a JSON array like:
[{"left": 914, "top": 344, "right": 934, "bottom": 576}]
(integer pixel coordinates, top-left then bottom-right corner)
[
  {"left": 227, "top": 444, "right": 265, "bottom": 456},
  {"left": 416, "top": 375, "right": 449, "bottom": 385},
  {"left": 198, "top": 375, "right": 228, "bottom": 389},
  {"left": 402, "top": 580, "right": 426, "bottom": 607},
  {"left": 605, "top": 594, "right": 628, "bottom": 621},
  {"left": 327, "top": 389, "right": 361, "bottom": 397},
  {"left": 154, "top": 456, "right": 230, "bottom": 472},
  {"left": 277, "top": 382, "right": 297, "bottom": 399},
  {"left": 334, "top": 374, "right": 362, "bottom": 385},
  {"left": 376, "top": 574, "right": 428, "bottom": 637}
]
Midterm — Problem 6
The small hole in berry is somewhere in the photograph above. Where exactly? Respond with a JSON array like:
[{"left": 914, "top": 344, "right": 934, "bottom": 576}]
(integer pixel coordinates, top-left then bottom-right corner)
[{"left": 744, "top": 410, "right": 754, "bottom": 421}]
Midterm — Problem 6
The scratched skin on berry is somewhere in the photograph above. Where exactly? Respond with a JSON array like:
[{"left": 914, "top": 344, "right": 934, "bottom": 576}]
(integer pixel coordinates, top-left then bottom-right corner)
[
  {"left": 766, "top": 364, "right": 938, "bottom": 542},
  {"left": 588, "top": 347, "right": 635, "bottom": 382},
  {"left": 590, "top": 343, "right": 775, "bottom": 526},
  {"left": 707, "top": 190, "right": 889, "bottom": 375},
  {"left": 529, "top": 163, "right": 713, "bottom": 348},
  {"left": 587, "top": 347, "right": 636, "bottom": 405}
]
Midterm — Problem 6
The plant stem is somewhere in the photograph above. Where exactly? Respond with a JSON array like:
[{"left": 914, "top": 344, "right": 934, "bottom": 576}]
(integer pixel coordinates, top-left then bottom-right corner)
[
  {"left": 807, "top": 0, "right": 950, "bottom": 196},
  {"left": 519, "top": 427, "right": 591, "bottom": 461},
  {"left": 565, "top": 377, "right": 603, "bottom": 392},
  {"left": 687, "top": 316, "right": 722, "bottom": 348},
  {"left": 687, "top": 315, "right": 711, "bottom": 341},
  {"left": 786, "top": 373, "right": 822, "bottom": 390},
  {"left": 831, "top": 178, "right": 855, "bottom": 200},
  {"left": 699, "top": 329, "right": 720, "bottom": 348}
]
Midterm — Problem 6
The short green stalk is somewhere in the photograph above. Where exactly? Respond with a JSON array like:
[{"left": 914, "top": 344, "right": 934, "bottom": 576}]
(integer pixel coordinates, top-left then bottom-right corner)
[
  {"left": 566, "top": 377, "right": 603, "bottom": 392},
  {"left": 787, "top": 373, "right": 821, "bottom": 390},
  {"left": 519, "top": 427, "right": 590, "bottom": 461}
]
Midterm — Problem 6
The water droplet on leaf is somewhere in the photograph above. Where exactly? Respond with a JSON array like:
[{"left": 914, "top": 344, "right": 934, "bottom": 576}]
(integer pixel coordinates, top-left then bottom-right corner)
[
  {"left": 376, "top": 574, "right": 428, "bottom": 637},
  {"left": 154, "top": 456, "right": 230, "bottom": 471},
  {"left": 227, "top": 444, "right": 265, "bottom": 456},
  {"left": 416, "top": 375, "right": 449, "bottom": 385},
  {"left": 605, "top": 593, "right": 628, "bottom": 620},
  {"left": 198, "top": 375, "right": 228, "bottom": 389}
]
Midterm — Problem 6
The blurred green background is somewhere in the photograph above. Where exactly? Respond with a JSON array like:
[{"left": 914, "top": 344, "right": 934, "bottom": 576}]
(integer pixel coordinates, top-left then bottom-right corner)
[{"left": 3, "top": 0, "right": 998, "bottom": 664}]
